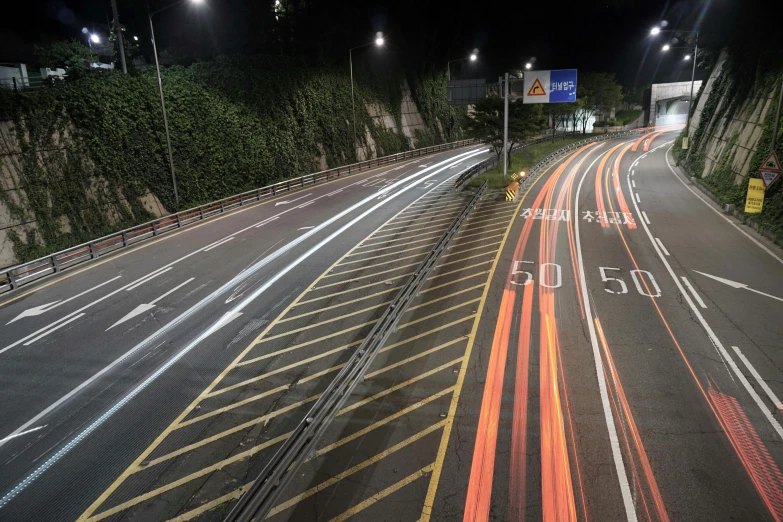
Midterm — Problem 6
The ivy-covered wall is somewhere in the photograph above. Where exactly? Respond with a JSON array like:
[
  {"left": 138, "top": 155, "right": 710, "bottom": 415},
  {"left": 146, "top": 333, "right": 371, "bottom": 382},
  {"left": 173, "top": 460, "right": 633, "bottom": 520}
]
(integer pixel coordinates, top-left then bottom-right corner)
[
  {"left": 675, "top": 50, "right": 783, "bottom": 240},
  {"left": 0, "top": 55, "right": 461, "bottom": 265}
]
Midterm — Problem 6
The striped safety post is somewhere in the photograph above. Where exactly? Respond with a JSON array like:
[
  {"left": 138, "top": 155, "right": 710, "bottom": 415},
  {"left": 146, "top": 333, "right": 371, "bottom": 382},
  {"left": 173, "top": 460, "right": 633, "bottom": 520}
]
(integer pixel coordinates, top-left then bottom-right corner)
[{"left": 505, "top": 181, "right": 519, "bottom": 201}]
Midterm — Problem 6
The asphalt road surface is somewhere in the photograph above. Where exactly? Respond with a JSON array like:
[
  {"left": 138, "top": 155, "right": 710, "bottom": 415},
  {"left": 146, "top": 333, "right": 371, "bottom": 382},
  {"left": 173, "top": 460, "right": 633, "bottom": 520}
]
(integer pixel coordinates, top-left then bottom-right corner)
[{"left": 2, "top": 130, "right": 783, "bottom": 522}]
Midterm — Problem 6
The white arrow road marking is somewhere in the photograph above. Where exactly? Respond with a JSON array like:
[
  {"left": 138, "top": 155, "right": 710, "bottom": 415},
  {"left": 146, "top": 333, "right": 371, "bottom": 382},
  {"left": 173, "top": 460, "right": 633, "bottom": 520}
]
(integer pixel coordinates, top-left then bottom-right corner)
[
  {"left": 274, "top": 193, "right": 312, "bottom": 206},
  {"left": 0, "top": 147, "right": 488, "bottom": 504},
  {"left": 693, "top": 270, "right": 783, "bottom": 303},
  {"left": 7, "top": 276, "right": 122, "bottom": 325},
  {"left": 0, "top": 425, "right": 47, "bottom": 444},
  {"left": 107, "top": 278, "right": 195, "bottom": 331},
  {"left": 211, "top": 310, "right": 243, "bottom": 334}
]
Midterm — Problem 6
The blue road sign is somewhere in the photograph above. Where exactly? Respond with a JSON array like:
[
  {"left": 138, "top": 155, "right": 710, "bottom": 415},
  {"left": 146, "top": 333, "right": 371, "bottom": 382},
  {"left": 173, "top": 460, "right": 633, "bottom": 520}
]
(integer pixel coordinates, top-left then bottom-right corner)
[{"left": 549, "top": 69, "right": 578, "bottom": 103}]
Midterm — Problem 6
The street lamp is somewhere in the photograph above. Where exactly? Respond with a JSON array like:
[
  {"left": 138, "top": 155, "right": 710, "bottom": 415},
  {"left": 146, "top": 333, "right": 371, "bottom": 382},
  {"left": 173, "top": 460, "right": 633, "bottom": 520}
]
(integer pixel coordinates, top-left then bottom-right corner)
[
  {"left": 525, "top": 62, "right": 532, "bottom": 70},
  {"left": 651, "top": 26, "right": 699, "bottom": 147},
  {"left": 90, "top": 33, "right": 101, "bottom": 44},
  {"left": 349, "top": 32, "right": 385, "bottom": 158},
  {"left": 148, "top": 0, "right": 204, "bottom": 210},
  {"left": 683, "top": 54, "right": 691, "bottom": 60},
  {"left": 447, "top": 49, "right": 479, "bottom": 81}
]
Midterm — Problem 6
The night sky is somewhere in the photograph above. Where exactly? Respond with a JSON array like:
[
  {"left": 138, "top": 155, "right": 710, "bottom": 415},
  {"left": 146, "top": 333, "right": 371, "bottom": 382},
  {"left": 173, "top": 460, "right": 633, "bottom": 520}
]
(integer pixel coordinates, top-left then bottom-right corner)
[{"left": 0, "top": 0, "right": 753, "bottom": 89}]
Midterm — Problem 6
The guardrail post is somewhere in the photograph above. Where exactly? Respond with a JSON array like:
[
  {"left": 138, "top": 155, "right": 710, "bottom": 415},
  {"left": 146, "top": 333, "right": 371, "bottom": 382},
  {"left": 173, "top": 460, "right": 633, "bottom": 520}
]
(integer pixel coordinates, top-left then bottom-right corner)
[
  {"left": 89, "top": 242, "right": 97, "bottom": 258},
  {"left": 287, "top": 180, "right": 291, "bottom": 191},
  {"left": 301, "top": 177, "right": 305, "bottom": 187},
  {"left": 221, "top": 200, "right": 226, "bottom": 212},
  {"left": 176, "top": 214, "right": 182, "bottom": 227},
  {"left": 122, "top": 231, "right": 128, "bottom": 246},
  {"left": 152, "top": 222, "right": 158, "bottom": 236},
  {"left": 6, "top": 270, "right": 16, "bottom": 290},
  {"left": 240, "top": 195, "right": 245, "bottom": 206},
  {"left": 271, "top": 185, "right": 276, "bottom": 195},
  {"left": 257, "top": 188, "right": 262, "bottom": 200},
  {"left": 199, "top": 206, "right": 204, "bottom": 219},
  {"left": 52, "top": 255, "right": 60, "bottom": 273}
]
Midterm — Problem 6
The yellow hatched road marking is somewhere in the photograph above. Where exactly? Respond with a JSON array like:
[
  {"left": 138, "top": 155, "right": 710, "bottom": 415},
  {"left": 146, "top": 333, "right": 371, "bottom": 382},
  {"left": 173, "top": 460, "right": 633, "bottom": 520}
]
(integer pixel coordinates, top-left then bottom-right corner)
[
  {"left": 328, "top": 464, "right": 435, "bottom": 522},
  {"left": 397, "top": 201, "right": 464, "bottom": 215},
  {"left": 339, "top": 242, "right": 437, "bottom": 265},
  {"left": 368, "top": 220, "right": 451, "bottom": 240},
  {"left": 252, "top": 319, "right": 376, "bottom": 349},
  {"left": 420, "top": 152, "right": 552, "bottom": 521},
  {"left": 400, "top": 299, "right": 479, "bottom": 329},
  {"left": 406, "top": 284, "right": 485, "bottom": 312},
  {"left": 267, "top": 421, "right": 448, "bottom": 518},
  {"left": 280, "top": 288, "right": 396, "bottom": 322},
  {"left": 107, "top": 361, "right": 461, "bottom": 521},
  {"left": 299, "top": 281, "right": 403, "bottom": 304},
  {"left": 376, "top": 214, "right": 457, "bottom": 233},
  {"left": 319, "top": 262, "right": 418, "bottom": 283},
  {"left": 365, "top": 338, "right": 466, "bottom": 379},
  {"left": 359, "top": 229, "right": 443, "bottom": 248},
  {"left": 462, "top": 213, "right": 517, "bottom": 228},
  {"left": 238, "top": 339, "right": 360, "bottom": 367},
  {"left": 333, "top": 251, "right": 429, "bottom": 272},
  {"left": 352, "top": 234, "right": 440, "bottom": 254},
  {"left": 77, "top": 161, "right": 457, "bottom": 522}
]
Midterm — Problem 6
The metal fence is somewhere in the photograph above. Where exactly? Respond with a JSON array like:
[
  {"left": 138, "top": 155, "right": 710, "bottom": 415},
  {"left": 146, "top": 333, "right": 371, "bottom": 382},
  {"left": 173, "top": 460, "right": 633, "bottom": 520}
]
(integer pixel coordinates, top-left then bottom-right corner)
[
  {"left": 455, "top": 128, "right": 652, "bottom": 190},
  {"left": 0, "top": 139, "right": 478, "bottom": 294},
  {"left": 223, "top": 179, "right": 489, "bottom": 522}
]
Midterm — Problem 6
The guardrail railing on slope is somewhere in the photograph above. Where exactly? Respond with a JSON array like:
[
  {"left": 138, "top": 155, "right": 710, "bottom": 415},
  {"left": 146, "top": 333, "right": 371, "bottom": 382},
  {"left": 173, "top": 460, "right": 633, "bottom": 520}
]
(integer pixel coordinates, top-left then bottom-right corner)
[
  {"left": 223, "top": 179, "right": 489, "bottom": 522},
  {"left": 454, "top": 128, "right": 651, "bottom": 190},
  {"left": 0, "top": 139, "right": 478, "bottom": 294}
]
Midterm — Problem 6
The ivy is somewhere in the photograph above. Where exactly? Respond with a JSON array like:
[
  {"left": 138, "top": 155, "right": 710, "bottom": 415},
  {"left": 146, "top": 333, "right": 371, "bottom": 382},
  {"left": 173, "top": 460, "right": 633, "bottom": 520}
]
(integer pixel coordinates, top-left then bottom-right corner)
[{"left": 1, "top": 55, "right": 455, "bottom": 263}]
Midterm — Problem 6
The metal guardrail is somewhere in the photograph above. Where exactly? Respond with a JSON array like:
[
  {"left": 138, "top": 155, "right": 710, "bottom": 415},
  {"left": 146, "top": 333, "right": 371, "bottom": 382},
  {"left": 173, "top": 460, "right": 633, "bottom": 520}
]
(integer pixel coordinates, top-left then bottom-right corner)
[
  {"left": 0, "top": 139, "right": 478, "bottom": 294},
  {"left": 223, "top": 179, "right": 489, "bottom": 522},
  {"left": 453, "top": 128, "right": 650, "bottom": 190}
]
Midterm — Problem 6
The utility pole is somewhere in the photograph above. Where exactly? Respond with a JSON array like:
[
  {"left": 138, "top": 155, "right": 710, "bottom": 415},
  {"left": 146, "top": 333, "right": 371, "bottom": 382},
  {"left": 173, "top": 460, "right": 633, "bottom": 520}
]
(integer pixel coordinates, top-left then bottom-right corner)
[
  {"left": 503, "top": 72, "right": 509, "bottom": 179},
  {"left": 149, "top": 8, "right": 179, "bottom": 209},
  {"left": 111, "top": 0, "right": 127, "bottom": 74}
]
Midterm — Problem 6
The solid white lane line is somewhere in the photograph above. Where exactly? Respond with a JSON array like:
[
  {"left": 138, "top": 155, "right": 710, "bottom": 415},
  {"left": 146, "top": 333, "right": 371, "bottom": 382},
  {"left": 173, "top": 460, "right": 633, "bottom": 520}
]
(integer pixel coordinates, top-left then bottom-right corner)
[
  {"left": 0, "top": 425, "right": 47, "bottom": 444},
  {"left": 274, "top": 193, "right": 312, "bottom": 206},
  {"left": 203, "top": 237, "right": 234, "bottom": 252},
  {"left": 7, "top": 276, "right": 122, "bottom": 325},
  {"left": 23, "top": 314, "right": 85, "bottom": 346},
  {"left": 641, "top": 211, "right": 651, "bottom": 225},
  {"left": 635, "top": 192, "right": 641, "bottom": 203},
  {"left": 655, "top": 238, "right": 670, "bottom": 256},
  {"left": 663, "top": 145, "right": 783, "bottom": 266},
  {"left": 0, "top": 148, "right": 488, "bottom": 503},
  {"left": 680, "top": 276, "right": 707, "bottom": 308},
  {"left": 575, "top": 152, "right": 638, "bottom": 522},
  {"left": 125, "top": 267, "right": 172, "bottom": 291},
  {"left": 628, "top": 154, "right": 783, "bottom": 441},
  {"left": 732, "top": 346, "right": 783, "bottom": 411},
  {"left": 149, "top": 278, "right": 195, "bottom": 306},
  {"left": 298, "top": 226, "right": 314, "bottom": 230}
]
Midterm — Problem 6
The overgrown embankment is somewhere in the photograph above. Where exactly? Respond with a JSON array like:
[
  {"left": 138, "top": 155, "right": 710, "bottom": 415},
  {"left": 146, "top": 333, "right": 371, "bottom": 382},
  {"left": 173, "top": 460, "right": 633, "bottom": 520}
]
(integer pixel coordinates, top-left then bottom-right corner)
[
  {"left": 0, "top": 55, "right": 462, "bottom": 264},
  {"left": 674, "top": 50, "right": 783, "bottom": 240}
]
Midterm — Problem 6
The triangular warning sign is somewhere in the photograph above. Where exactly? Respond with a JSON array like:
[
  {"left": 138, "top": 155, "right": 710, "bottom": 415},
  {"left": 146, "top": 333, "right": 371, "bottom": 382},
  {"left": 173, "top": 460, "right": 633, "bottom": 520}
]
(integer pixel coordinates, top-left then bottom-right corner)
[
  {"left": 527, "top": 78, "right": 546, "bottom": 96},
  {"left": 761, "top": 151, "right": 781, "bottom": 172},
  {"left": 760, "top": 169, "right": 780, "bottom": 189}
]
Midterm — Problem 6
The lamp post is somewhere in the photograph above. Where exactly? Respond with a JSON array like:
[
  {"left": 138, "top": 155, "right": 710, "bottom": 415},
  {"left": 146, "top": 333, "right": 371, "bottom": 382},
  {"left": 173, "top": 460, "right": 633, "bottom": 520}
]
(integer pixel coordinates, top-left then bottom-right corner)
[
  {"left": 148, "top": 0, "right": 204, "bottom": 210},
  {"left": 349, "top": 33, "right": 384, "bottom": 159},
  {"left": 445, "top": 50, "right": 478, "bottom": 141},
  {"left": 652, "top": 26, "right": 698, "bottom": 148}
]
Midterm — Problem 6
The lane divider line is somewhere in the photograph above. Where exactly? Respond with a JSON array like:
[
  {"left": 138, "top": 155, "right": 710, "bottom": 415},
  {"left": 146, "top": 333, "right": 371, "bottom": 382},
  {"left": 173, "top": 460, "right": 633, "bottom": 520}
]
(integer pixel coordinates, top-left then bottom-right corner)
[
  {"left": 732, "top": 346, "right": 783, "bottom": 411},
  {"left": 680, "top": 276, "right": 707, "bottom": 308},
  {"left": 655, "top": 238, "right": 670, "bottom": 256}
]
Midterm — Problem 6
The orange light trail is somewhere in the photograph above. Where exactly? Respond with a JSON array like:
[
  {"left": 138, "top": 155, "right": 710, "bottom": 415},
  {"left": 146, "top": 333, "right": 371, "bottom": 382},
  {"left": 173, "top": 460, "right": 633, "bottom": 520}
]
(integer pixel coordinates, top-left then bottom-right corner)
[
  {"left": 464, "top": 149, "right": 585, "bottom": 522},
  {"left": 594, "top": 142, "right": 625, "bottom": 228},
  {"left": 601, "top": 142, "right": 783, "bottom": 521}
]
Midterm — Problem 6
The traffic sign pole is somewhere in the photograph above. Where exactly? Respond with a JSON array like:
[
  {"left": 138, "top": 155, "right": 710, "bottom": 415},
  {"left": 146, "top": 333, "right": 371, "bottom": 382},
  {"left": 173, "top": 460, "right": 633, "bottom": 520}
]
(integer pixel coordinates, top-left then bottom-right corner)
[{"left": 503, "top": 72, "right": 509, "bottom": 180}]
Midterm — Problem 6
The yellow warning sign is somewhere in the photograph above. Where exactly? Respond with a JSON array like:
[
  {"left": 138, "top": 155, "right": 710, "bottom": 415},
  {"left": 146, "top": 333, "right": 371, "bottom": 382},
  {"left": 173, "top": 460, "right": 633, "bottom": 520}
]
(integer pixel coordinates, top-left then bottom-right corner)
[
  {"left": 510, "top": 172, "right": 518, "bottom": 181},
  {"left": 744, "top": 178, "right": 765, "bottom": 214},
  {"left": 527, "top": 78, "right": 546, "bottom": 96}
]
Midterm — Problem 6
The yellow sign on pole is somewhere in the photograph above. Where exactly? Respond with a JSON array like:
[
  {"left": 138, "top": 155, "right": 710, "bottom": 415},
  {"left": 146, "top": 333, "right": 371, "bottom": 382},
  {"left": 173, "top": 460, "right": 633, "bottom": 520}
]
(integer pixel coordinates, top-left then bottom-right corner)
[{"left": 744, "top": 178, "right": 765, "bottom": 214}]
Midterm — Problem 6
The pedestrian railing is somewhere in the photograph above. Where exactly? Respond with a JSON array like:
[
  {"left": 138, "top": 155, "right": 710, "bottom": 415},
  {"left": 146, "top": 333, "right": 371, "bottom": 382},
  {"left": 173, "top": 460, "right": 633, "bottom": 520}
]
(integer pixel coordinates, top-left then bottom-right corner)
[
  {"left": 0, "top": 139, "right": 478, "bottom": 294},
  {"left": 223, "top": 179, "right": 489, "bottom": 522}
]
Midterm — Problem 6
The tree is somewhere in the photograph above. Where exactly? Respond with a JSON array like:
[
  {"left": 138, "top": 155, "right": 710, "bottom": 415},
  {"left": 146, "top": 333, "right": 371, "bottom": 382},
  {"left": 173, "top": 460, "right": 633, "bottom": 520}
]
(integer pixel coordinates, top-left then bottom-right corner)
[
  {"left": 575, "top": 72, "right": 624, "bottom": 134},
  {"left": 546, "top": 103, "right": 578, "bottom": 138},
  {"left": 464, "top": 97, "right": 546, "bottom": 164},
  {"left": 33, "top": 40, "right": 92, "bottom": 72}
]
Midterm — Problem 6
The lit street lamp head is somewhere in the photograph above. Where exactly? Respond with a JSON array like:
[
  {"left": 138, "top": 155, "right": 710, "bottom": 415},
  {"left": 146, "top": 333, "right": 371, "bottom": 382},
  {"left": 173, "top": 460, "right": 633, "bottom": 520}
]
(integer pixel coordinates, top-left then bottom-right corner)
[
  {"left": 470, "top": 53, "right": 477, "bottom": 61},
  {"left": 650, "top": 26, "right": 661, "bottom": 35},
  {"left": 525, "top": 63, "right": 532, "bottom": 70},
  {"left": 662, "top": 44, "right": 670, "bottom": 51},
  {"left": 375, "top": 32, "right": 384, "bottom": 46},
  {"left": 90, "top": 34, "right": 100, "bottom": 44},
  {"left": 684, "top": 54, "right": 691, "bottom": 60}
]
